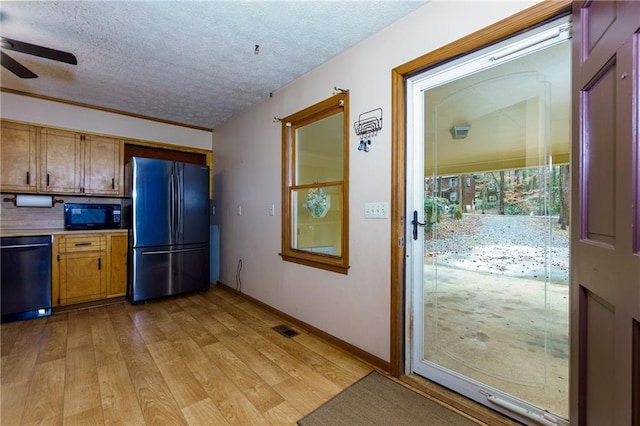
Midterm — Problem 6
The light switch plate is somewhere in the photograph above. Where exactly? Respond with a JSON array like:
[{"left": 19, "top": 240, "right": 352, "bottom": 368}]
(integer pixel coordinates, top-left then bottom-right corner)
[{"left": 365, "top": 202, "right": 388, "bottom": 219}]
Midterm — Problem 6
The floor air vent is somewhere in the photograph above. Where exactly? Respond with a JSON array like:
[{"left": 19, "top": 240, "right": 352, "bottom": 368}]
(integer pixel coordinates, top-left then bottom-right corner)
[{"left": 272, "top": 324, "right": 300, "bottom": 338}]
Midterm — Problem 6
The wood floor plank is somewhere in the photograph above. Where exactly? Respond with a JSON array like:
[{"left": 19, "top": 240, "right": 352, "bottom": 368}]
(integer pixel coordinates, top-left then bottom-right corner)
[
  {"left": 154, "top": 308, "right": 192, "bottom": 342},
  {"left": 133, "top": 371, "right": 188, "bottom": 425},
  {"left": 62, "top": 406, "right": 104, "bottom": 426},
  {"left": 146, "top": 340, "right": 209, "bottom": 409},
  {"left": 63, "top": 344, "right": 103, "bottom": 423},
  {"left": 216, "top": 315, "right": 348, "bottom": 400},
  {"left": 181, "top": 398, "right": 230, "bottom": 426},
  {"left": 215, "top": 330, "right": 290, "bottom": 387},
  {"left": 171, "top": 334, "right": 273, "bottom": 424},
  {"left": 272, "top": 377, "right": 329, "bottom": 416},
  {"left": 20, "top": 358, "right": 65, "bottom": 425},
  {"left": 36, "top": 319, "right": 68, "bottom": 364},
  {"left": 295, "top": 333, "right": 373, "bottom": 377},
  {"left": 200, "top": 374, "right": 270, "bottom": 425},
  {"left": 107, "top": 306, "right": 188, "bottom": 425},
  {"left": 1, "top": 321, "right": 22, "bottom": 358},
  {"left": 97, "top": 360, "right": 146, "bottom": 425},
  {"left": 66, "top": 310, "right": 94, "bottom": 350},
  {"left": 189, "top": 306, "right": 235, "bottom": 336},
  {"left": 1, "top": 381, "right": 31, "bottom": 425},
  {"left": 262, "top": 400, "right": 304, "bottom": 426},
  {"left": 170, "top": 310, "right": 219, "bottom": 347},
  {"left": 202, "top": 341, "right": 285, "bottom": 413},
  {"left": 90, "top": 310, "right": 123, "bottom": 368},
  {"left": 129, "top": 307, "right": 167, "bottom": 344}
]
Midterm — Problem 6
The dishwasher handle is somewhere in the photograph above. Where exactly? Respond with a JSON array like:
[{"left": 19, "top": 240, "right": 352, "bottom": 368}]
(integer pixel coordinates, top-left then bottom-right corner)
[{"left": 1, "top": 243, "right": 50, "bottom": 250}]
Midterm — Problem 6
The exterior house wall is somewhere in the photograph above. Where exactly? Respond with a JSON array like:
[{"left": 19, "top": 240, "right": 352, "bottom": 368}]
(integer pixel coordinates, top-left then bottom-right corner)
[{"left": 213, "top": 1, "right": 539, "bottom": 362}]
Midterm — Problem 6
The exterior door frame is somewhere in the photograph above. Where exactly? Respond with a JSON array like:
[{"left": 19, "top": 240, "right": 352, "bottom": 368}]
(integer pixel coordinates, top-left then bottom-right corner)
[{"left": 390, "top": 0, "right": 572, "bottom": 380}]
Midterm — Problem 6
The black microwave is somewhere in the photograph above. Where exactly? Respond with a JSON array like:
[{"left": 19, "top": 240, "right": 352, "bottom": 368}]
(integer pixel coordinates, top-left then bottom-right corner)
[{"left": 64, "top": 203, "right": 121, "bottom": 230}]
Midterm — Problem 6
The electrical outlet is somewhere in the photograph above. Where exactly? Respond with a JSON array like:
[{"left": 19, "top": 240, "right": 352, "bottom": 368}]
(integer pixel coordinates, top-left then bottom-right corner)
[{"left": 365, "top": 202, "right": 388, "bottom": 219}]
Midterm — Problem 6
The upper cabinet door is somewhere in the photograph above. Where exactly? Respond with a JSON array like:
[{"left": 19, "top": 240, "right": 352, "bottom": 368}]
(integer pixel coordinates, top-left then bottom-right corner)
[
  {"left": 0, "top": 121, "right": 38, "bottom": 193},
  {"left": 84, "top": 135, "right": 123, "bottom": 196},
  {"left": 39, "top": 128, "right": 83, "bottom": 194}
]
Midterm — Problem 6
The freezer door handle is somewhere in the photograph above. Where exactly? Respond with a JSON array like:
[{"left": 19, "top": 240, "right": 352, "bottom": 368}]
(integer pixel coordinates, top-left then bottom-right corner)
[
  {"left": 141, "top": 247, "right": 206, "bottom": 255},
  {"left": 1, "top": 243, "right": 50, "bottom": 250}
]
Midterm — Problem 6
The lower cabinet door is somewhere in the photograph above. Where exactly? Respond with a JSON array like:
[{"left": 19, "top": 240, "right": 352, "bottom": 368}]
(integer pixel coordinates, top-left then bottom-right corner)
[
  {"left": 108, "top": 234, "right": 128, "bottom": 297},
  {"left": 59, "top": 251, "right": 106, "bottom": 304}
]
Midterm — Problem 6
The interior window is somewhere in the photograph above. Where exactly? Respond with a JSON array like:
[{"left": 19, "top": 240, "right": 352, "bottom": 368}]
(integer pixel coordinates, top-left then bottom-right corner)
[{"left": 280, "top": 92, "right": 349, "bottom": 274}]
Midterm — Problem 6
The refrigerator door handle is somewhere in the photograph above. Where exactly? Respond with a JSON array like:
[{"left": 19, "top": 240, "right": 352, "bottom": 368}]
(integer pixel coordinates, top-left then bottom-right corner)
[
  {"left": 141, "top": 247, "right": 206, "bottom": 255},
  {"left": 170, "top": 170, "right": 176, "bottom": 240},
  {"left": 176, "top": 168, "right": 182, "bottom": 242}
]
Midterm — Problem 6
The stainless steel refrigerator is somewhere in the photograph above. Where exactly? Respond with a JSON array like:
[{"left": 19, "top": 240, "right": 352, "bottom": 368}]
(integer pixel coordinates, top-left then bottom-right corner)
[{"left": 124, "top": 157, "right": 210, "bottom": 303}]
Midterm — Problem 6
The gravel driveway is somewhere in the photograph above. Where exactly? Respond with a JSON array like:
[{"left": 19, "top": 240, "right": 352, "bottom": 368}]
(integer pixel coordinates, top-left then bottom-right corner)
[{"left": 426, "top": 214, "right": 569, "bottom": 283}]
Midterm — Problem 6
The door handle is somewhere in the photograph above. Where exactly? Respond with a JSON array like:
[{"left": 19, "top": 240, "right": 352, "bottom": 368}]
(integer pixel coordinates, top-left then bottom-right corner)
[
  {"left": 411, "top": 210, "right": 426, "bottom": 240},
  {"left": 141, "top": 247, "right": 205, "bottom": 255}
]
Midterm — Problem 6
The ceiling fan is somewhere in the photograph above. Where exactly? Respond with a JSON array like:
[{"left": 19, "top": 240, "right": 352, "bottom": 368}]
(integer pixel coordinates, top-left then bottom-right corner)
[{"left": 0, "top": 36, "right": 77, "bottom": 79}]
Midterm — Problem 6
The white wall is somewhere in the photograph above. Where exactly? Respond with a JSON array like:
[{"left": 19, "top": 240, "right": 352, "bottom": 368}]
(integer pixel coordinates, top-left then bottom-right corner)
[
  {"left": 213, "top": 1, "right": 539, "bottom": 362},
  {"left": 1, "top": 92, "right": 212, "bottom": 150}
]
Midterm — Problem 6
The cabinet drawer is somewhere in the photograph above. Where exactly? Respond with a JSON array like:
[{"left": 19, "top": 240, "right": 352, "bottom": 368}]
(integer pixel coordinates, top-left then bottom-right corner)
[{"left": 59, "top": 235, "right": 106, "bottom": 253}]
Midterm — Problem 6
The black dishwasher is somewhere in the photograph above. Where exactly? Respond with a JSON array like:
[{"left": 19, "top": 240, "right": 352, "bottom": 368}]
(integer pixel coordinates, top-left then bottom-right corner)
[{"left": 1, "top": 235, "right": 52, "bottom": 323}]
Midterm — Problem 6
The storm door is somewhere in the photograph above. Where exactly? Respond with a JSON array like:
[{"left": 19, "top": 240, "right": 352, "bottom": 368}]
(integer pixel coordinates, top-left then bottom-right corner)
[{"left": 406, "top": 17, "right": 571, "bottom": 424}]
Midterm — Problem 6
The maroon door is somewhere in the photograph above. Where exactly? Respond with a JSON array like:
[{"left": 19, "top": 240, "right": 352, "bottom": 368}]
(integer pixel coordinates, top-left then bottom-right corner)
[{"left": 571, "top": 1, "right": 640, "bottom": 424}]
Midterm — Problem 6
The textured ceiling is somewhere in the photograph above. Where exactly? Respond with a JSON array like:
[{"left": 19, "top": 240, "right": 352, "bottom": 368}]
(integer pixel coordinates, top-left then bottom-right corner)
[{"left": 0, "top": 1, "right": 427, "bottom": 130}]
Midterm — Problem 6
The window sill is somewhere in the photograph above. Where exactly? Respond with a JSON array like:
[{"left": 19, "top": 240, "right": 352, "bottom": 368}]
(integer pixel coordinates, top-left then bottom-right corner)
[{"left": 279, "top": 252, "right": 350, "bottom": 275}]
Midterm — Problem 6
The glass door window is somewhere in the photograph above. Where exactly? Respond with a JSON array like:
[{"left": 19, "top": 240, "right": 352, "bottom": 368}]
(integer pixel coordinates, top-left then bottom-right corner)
[{"left": 407, "top": 17, "right": 571, "bottom": 424}]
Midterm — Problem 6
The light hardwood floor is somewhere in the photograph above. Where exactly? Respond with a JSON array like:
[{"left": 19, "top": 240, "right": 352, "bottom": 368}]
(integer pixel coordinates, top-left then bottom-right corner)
[
  {"left": 2, "top": 286, "right": 377, "bottom": 425},
  {"left": 1, "top": 286, "right": 496, "bottom": 425}
]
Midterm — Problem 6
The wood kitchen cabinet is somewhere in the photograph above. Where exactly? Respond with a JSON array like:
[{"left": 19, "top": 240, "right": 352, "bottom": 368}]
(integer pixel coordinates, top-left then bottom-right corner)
[
  {"left": 107, "top": 234, "right": 128, "bottom": 297},
  {"left": 84, "top": 134, "right": 123, "bottom": 195},
  {"left": 0, "top": 121, "right": 38, "bottom": 193},
  {"left": 56, "top": 234, "right": 107, "bottom": 305},
  {"left": 39, "top": 127, "right": 123, "bottom": 196},
  {"left": 38, "top": 127, "right": 83, "bottom": 194}
]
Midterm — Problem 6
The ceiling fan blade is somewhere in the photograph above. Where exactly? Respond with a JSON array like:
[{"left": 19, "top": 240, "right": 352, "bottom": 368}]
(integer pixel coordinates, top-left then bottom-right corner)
[
  {"left": 0, "top": 36, "right": 77, "bottom": 65},
  {"left": 1, "top": 51, "right": 37, "bottom": 78}
]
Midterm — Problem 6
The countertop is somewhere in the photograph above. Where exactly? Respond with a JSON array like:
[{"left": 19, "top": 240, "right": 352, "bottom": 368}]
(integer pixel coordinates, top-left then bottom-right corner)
[{"left": 1, "top": 228, "right": 128, "bottom": 238}]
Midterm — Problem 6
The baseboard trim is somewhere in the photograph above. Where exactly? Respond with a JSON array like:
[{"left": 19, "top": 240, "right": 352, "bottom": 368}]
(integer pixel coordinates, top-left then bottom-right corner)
[{"left": 216, "top": 281, "right": 391, "bottom": 372}]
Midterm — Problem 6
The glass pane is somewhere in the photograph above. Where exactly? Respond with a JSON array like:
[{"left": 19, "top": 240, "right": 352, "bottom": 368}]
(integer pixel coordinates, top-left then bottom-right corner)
[
  {"left": 423, "top": 56, "right": 569, "bottom": 418},
  {"left": 291, "top": 185, "right": 342, "bottom": 256},
  {"left": 295, "top": 112, "right": 343, "bottom": 185}
]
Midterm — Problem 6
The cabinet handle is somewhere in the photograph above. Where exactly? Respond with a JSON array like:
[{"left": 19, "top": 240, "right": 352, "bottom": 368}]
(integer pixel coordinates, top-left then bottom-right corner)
[
  {"left": 98, "top": 257, "right": 102, "bottom": 270},
  {"left": 75, "top": 242, "right": 91, "bottom": 246},
  {"left": 26, "top": 171, "right": 30, "bottom": 185},
  {"left": 111, "top": 178, "right": 115, "bottom": 189},
  {"left": 46, "top": 173, "right": 50, "bottom": 186}
]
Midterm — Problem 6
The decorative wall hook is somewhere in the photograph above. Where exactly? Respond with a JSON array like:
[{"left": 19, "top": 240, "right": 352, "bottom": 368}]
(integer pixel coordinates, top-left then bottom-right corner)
[{"left": 354, "top": 107, "right": 383, "bottom": 152}]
